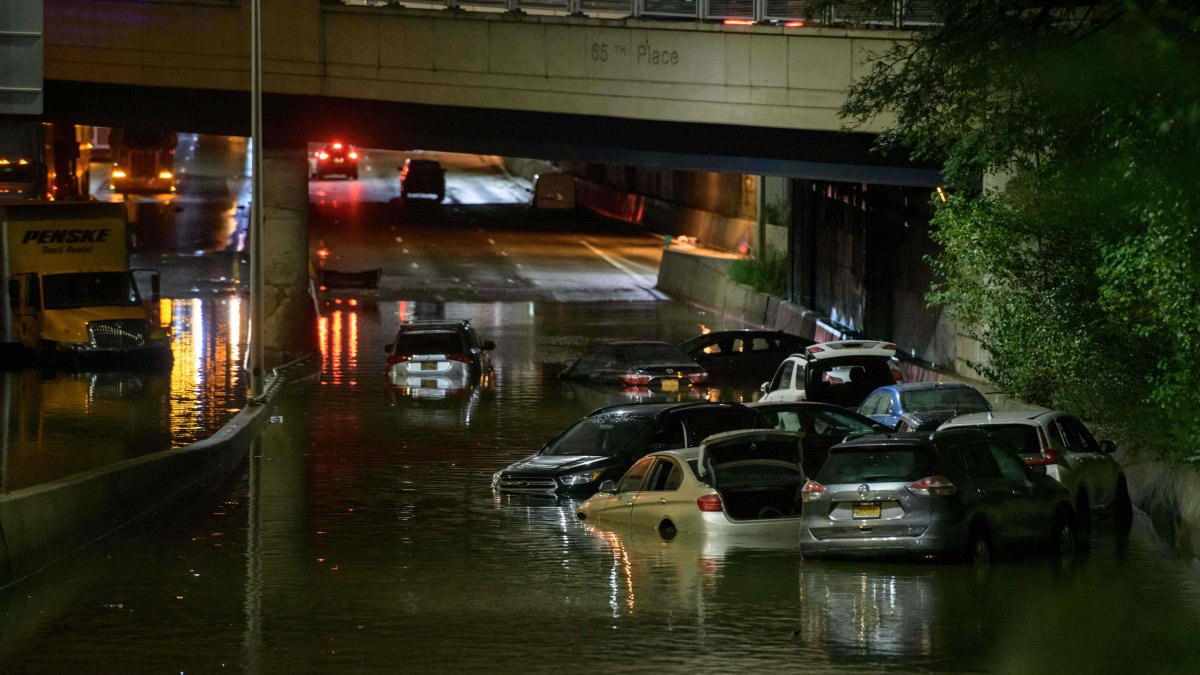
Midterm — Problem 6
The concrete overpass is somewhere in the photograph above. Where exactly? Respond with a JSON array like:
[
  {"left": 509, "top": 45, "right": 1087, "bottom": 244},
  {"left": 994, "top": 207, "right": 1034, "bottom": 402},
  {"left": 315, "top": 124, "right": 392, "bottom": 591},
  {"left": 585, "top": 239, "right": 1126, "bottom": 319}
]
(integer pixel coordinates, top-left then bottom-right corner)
[{"left": 34, "top": 1, "right": 950, "bottom": 369}]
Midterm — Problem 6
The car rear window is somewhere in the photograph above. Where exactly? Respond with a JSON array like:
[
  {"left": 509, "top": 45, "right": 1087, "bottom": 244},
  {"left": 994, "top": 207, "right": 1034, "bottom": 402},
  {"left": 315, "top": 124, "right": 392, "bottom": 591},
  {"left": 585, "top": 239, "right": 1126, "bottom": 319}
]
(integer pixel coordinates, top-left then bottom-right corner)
[
  {"left": 816, "top": 446, "right": 936, "bottom": 484},
  {"left": 900, "top": 387, "right": 990, "bottom": 413},
  {"left": 974, "top": 424, "right": 1041, "bottom": 458},
  {"left": 542, "top": 415, "right": 654, "bottom": 457},
  {"left": 393, "top": 331, "right": 464, "bottom": 355}
]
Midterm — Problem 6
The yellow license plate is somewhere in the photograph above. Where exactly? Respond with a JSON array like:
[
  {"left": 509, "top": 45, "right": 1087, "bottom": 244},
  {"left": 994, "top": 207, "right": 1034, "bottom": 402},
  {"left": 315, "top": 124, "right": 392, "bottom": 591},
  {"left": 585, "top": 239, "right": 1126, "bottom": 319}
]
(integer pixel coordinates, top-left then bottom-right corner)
[
  {"left": 852, "top": 502, "right": 881, "bottom": 519},
  {"left": 421, "top": 362, "right": 438, "bottom": 371},
  {"left": 660, "top": 379, "right": 679, "bottom": 392}
]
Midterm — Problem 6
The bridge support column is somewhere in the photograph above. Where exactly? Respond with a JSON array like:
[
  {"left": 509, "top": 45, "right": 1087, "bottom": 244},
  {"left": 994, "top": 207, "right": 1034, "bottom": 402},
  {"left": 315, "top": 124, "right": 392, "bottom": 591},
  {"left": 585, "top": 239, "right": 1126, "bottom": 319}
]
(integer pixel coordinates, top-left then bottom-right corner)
[{"left": 260, "top": 145, "right": 315, "bottom": 368}]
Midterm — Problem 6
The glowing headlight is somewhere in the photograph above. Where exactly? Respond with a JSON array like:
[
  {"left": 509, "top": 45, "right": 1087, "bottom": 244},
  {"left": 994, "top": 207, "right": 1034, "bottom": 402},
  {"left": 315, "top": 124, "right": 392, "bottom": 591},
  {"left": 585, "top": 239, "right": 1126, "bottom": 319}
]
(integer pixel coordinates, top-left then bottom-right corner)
[{"left": 559, "top": 471, "right": 600, "bottom": 487}]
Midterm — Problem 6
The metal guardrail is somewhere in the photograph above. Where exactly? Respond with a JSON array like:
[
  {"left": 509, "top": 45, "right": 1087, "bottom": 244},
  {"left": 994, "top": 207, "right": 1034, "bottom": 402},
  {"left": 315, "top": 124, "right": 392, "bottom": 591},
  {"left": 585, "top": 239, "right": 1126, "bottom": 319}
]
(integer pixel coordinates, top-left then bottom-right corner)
[{"left": 332, "top": 0, "right": 939, "bottom": 27}]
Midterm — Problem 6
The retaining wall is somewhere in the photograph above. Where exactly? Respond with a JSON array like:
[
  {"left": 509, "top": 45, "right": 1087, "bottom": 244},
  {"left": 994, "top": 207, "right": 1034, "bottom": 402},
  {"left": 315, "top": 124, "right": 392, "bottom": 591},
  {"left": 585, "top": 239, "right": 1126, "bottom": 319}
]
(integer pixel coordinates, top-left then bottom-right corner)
[
  {"left": 0, "top": 359, "right": 318, "bottom": 588},
  {"left": 658, "top": 247, "right": 1200, "bottom": 563}
]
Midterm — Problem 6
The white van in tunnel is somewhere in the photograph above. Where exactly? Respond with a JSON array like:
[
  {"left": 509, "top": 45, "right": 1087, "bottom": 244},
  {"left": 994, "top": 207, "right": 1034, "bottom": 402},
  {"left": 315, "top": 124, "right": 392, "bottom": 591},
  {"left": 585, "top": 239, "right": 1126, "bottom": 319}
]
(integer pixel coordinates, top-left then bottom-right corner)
[{"left": 530, "top": 172, "right": 576, "bottom": 211}]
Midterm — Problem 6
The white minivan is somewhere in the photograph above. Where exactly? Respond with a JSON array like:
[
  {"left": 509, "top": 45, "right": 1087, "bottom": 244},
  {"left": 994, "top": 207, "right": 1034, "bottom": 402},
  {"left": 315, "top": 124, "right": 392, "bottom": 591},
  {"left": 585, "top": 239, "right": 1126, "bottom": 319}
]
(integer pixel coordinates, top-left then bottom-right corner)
[{"left": 759, "top": 340, "right": 901, "bottom": 409}]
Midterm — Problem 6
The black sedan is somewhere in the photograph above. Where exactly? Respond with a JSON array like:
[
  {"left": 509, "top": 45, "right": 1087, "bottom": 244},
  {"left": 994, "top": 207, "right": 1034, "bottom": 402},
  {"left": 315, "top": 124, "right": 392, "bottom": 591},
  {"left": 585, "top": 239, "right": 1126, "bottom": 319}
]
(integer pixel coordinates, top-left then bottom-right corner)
[
  {"left": 746, "top": 400, "right": 885, "bottom": 476},
  {"left": 679, "top": 329, "right": 812, "bottom": 384},
  {"left": 560, "top": 340, "right": 708, "bottom": 391}
]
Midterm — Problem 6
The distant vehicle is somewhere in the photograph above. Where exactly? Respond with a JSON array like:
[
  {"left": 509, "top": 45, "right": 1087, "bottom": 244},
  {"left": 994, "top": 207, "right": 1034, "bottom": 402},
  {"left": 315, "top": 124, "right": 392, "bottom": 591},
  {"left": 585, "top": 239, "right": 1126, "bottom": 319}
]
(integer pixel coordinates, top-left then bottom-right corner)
[
  {"left": 800, "top": 428, "right": 1077, "bottom": 563},
  {"left": 576, "top": 429, "right": 806, "bottom": 540},
  {"left": 746, "top": 400, "right": 883, "bottom": 475},
  {"left": 759, "top": 339, "right": 901, "bottom": 408},
  {"left": 560, "top": 340, "right": 708, "bottom": 392},
  {"left": 492, "top": 401, "right": 765, "bottom": 498},
  {"left": 938, "top": 410, "right": 1132, "bottom": 533},
  {"left": 679, "top": 329, "right": 812, "bottom": 384},
  {"left": 384, "top": 319, "right": 494, "bottom": 392},
  {"left": 109, "top": 128, "right": 176, "bottom": 194},
  {"left": 399, "top": 158, "right": 445, "bottom": 202},
  {"left": 313, "top": 142, "right": 358, "bottom": 180},
  {"left": 859, "top": 382, "right": 992, "bottom": 432},
  {"left": 530, "top": 172, "right": 576, "bottom": 211},
  {"left": 0, "top": 121, "right": 92, "bottom": 202}
]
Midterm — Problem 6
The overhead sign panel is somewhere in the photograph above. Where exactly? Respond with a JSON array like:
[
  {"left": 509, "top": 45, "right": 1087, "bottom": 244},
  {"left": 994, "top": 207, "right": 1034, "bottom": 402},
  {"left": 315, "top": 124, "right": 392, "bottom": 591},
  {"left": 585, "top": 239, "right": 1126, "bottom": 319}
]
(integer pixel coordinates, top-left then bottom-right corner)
[{"left": 0, "top": 0, "right": 43, "bottom": 115}]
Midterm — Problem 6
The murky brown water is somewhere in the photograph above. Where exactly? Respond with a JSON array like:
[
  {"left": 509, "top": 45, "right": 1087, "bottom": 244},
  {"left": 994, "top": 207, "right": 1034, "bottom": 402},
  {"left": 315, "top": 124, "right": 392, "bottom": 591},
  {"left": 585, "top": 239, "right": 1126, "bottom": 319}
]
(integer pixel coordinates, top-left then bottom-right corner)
[{"left": 3, "top": 297, "right": 1200, "bottom": 673}]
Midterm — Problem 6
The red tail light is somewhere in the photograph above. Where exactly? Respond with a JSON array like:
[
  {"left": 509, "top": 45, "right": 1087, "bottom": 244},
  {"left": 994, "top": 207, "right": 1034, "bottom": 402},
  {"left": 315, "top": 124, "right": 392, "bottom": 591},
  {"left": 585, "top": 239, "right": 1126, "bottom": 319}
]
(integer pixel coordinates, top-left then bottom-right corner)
[
  {"left": 386, "top": 354, "right": 411, "bottom": 366},
  {"left": 332, "top": 142, "right": 343, "bottom": 149},
  {"left": 697, "top": 494, "right": 724, "bottom": 512},
  {"left": 800, "top": 479, "right": 826, "bottom": 502},
  {"left": 783, "top": 20, "right": 805, "bottom": 27},
  {"left": 807, "top": 345, "right": 825, "bottom": 354},
  {"left": 687, "top": 372, "right": 709, "bottom": 384},
  {"left": 882, "top": 343, "right": 897, "bottom": 351},
  {"left": 1024, "top": 427, "right": 1058, "bottom": 466},
  {"left": 907, "top": 475, "right": 957, "bottom": 496},
  {"left": 621, "top": 373, "right": 651, "bottom": 386},
  {"left": 318, "top": 151, "right": 329, "bottom": 160},
  {"left": 349, "top": 151, "right": 358, "bottom": 159},
  {"left": 447, "top": 354, "right": 473, "bottom": 364}
]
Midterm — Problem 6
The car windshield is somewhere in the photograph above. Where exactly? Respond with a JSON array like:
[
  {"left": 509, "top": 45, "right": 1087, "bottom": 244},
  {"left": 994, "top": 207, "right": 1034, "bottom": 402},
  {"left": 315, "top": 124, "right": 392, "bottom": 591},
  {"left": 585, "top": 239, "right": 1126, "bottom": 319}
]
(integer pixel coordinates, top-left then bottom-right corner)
[
  {"left": 41, "top": 272, "right": 141, "bottom": 309},
  {"left": 392, "top": 331, "right": 464, "bottom": 355},
  {"left": 901, "top": 388, "right": 990, "bottom": 413},
  {"left": 816, "top": 446, "right": 936, "bottom": 484},
  {"left": 541, "top": 415, "right": 654, "bottom": 457},
  {"left": 757, "top": 406, "right": 875, "bottom": 435}
]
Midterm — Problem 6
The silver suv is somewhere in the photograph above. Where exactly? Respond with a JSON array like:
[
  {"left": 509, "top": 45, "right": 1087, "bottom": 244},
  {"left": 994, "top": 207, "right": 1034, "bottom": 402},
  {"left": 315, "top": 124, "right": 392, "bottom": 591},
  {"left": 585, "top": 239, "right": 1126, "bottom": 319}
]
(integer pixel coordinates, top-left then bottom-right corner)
[
  {"left": 938, "top": 410, "right": 1131, "bottom": 536},
  {"left": 384, "top": 319, "right": 494, "bottom": 391}
]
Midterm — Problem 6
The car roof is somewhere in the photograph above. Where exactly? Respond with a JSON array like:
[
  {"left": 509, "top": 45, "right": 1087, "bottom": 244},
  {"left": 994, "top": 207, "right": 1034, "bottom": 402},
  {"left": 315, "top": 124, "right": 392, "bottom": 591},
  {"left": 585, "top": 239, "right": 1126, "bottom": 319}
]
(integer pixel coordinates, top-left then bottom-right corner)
[
  {"left": 803, "top": 340, "right": 896, "bottom": 360},
  {"left": 585, "top": 401, "right": 749, "bottom": 418},
  {"left": 886, "top": 382, "right": 979, "bottom": 392},
  {"left": 941, "top": 410, "right": 1057, "bottom": 426}
]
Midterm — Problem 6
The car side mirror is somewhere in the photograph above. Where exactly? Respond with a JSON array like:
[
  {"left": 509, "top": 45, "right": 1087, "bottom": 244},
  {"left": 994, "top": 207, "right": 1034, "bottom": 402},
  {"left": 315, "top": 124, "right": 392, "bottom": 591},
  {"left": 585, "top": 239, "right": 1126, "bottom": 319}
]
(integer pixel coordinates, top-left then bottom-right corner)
[
  {"left": 482, "top": 340, "right": 496, "bottom": 350},
  {"left": 598, "top": 480, "right": 617, "bottom": 494},
  {"left": 760, "top": 381, "right": 770, "bottom": 394},
  {"left": 1099, "top": 439, "right": 1117, "bottom": 454}
]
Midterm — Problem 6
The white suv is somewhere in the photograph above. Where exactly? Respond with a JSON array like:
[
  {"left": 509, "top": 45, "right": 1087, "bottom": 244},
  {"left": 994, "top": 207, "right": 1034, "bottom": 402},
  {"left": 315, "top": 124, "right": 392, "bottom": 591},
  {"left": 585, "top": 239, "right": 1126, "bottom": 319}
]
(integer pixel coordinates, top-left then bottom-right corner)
[
  {"left": 938, "top": 410, "right": 1132, "bottom": 534},
  {"left": 759, "top": 340, "right": 901, "bottom": 408}
]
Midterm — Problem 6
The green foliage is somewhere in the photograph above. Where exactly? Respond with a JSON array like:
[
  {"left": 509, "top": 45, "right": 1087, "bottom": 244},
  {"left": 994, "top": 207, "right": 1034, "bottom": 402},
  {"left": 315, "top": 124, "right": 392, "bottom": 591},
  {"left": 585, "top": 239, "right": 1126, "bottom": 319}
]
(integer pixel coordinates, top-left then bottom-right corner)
[
  {"left": 729, "top": 253, "right": 788, "bottom": 298},
  {"left": 843, "top": 1, "right": 1200, "bottom": 459}
]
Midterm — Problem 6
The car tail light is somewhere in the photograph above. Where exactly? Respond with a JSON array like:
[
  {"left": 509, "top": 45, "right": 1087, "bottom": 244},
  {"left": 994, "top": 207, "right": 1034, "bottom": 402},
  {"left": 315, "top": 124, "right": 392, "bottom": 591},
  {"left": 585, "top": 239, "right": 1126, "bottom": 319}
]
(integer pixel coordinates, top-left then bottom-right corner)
[
  {"left": 800, "top": 479, "right": 826, "bottom": 502},
  {"left": 1025, "top": 427, "right": 1058, "bottom": 466},
  {"left": 621, "top": 373, "right": 651, "bottom": 386},
  {"left": 318, "top": 151, "right": 329, "bottom": 160},
  {"left": 891, "top": 366, "right": 904, "bottom": 383},
  {"left": 447, "top": 354, "right": 473, "bottom": 364},
  {"left": 348, "top": 151, "right": 358, "bottom": 159},
  {"left": 332, "top": 142, "right": 343, "bottom": 149},
  {"left": 907, "top": 475, "right": 957, "bottom": 496},
  {"left": 386, "top": 354, "right": 411, "bottom": 366},
  {"left": 687, "top": 372, "right": 709, "bottom": 384},
  {"left": 882, "top": 343, "right": 897, "bottom": 351},
  {"left": 807, "top": 345, "right": 826, "bottom": 354},
  {"left": 697, "top": 494, "right": 723, "bottom": 512}
]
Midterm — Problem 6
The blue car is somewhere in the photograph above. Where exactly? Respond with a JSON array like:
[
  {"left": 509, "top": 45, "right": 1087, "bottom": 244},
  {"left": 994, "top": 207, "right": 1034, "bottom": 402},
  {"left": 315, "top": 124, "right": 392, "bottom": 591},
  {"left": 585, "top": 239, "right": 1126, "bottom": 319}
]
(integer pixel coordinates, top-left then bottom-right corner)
[{"left": 858, "top": 382, "right": 992, "bottom": 432}]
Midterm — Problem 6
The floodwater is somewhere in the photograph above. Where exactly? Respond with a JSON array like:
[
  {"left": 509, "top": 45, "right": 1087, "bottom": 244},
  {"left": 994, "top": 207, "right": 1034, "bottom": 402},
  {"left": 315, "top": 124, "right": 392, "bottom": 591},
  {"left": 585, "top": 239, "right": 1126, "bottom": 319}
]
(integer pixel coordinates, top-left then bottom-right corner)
[{"left": 3, "top": 296, "right": 1200, "bottom": 673}]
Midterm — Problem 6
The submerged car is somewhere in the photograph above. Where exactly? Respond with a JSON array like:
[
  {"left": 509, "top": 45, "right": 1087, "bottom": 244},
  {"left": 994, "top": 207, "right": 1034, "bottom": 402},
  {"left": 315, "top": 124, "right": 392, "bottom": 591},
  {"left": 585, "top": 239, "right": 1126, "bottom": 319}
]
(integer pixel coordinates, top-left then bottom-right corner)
[
  {"left": 746, "top": 400, "right": 883, "bottom": 476},
  {"left": 576, "top": 429, "right": 806, "bottom": 540},
  {"left": 313, "top": 142, "right": 358, "bottom": 180},
  {"left": 759, "top": 340, "right": 901, "bottom": 409},
  {"left": 399, "top": 158, "right": 445, "bottom": 202},
  {"left": 678, "top": 329, "right": 812, "bottom": 385},
  {"left": 859, "top": 382, "right": 992, "bottom": 432},
  {"left": 492, "top": 401, "right": 763, "bottom": 498},
  {"left": 560, "top": 340, "right": 709, "bottom": 392},
  {"left": 938, "top": 410, "right": 1131, "bottom": 532},
  {"left": 801, "top": 429, "right": 1076, "bottom": 563},
  {"left": 384, "top": 319, "right": 494, "bottom": 391}
]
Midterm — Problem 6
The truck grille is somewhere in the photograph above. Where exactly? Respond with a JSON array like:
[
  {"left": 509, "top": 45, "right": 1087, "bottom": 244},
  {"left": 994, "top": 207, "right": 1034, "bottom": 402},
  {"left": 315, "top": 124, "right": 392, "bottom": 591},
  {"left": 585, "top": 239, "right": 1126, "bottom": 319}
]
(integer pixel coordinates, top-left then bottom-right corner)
[
  {"left": 129, "top": 151, "right": 157, "bottom": 178},
  {"left": 88, "top": 320, "right": 149, "bottom": 350},
  {"left": 495, "top": 475, "right": 559, "bottom": 495}
]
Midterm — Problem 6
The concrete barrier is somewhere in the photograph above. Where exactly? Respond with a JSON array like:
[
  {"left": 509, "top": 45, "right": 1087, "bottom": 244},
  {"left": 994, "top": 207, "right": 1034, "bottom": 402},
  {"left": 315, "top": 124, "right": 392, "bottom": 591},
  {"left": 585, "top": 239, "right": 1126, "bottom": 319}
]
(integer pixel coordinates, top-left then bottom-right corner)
[{"left": 0, "top": 357, "right": 319, "bottom": 588}]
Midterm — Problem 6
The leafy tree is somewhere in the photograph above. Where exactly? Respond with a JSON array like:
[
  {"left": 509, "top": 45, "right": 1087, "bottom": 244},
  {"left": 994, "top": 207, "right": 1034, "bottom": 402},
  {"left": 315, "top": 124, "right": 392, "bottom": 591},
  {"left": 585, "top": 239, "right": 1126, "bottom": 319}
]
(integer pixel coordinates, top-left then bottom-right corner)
[{"left": 841, "top": 1, "right": 1200, "bottom": 459}]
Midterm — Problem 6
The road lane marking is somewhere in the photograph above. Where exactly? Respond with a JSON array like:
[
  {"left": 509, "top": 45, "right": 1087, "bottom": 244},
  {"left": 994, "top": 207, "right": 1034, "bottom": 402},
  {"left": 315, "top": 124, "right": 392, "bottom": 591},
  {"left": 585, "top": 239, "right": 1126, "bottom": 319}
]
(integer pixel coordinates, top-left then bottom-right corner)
[{"left": 579, "top": 240, "right": 655, "bottom": 286}]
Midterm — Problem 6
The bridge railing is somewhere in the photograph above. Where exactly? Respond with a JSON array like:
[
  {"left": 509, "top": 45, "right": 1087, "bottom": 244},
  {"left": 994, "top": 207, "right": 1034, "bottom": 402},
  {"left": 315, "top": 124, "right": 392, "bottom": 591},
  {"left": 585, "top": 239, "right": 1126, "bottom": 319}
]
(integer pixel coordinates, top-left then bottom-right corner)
[{"left": 331, "top": 0, "right": 939, "bottom": 27}]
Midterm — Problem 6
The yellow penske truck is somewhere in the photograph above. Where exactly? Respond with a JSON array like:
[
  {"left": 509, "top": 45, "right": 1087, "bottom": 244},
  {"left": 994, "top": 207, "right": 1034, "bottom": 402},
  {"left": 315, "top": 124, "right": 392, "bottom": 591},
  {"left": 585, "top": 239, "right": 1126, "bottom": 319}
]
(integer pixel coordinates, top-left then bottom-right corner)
[{"left": 1, "top": 202, "right": 171, "bottom": 366}]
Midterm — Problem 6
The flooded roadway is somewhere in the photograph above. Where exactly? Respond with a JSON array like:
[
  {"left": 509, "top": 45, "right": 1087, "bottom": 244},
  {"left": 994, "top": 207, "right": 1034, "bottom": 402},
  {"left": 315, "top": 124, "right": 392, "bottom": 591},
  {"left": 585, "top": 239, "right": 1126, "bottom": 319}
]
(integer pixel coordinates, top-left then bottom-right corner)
[{"left": 3, "top": 144, "right": 1200, "bottom": 673}]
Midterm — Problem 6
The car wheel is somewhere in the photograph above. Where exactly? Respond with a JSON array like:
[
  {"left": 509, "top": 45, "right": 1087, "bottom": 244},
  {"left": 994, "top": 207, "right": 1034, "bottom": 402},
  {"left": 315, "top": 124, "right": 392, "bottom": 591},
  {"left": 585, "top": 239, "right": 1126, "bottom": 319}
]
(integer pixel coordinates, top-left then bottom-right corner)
[
  {"left": 658, "top": 520, "right": 677, "bottom": 541},
  {"left": 1113, "top": 476, "right": 1133, "bottom": 530},
  {"left": 1053, "top": 511, "right": 1077, "bottom": 559},
  {"left": 1075, "top": 492, "right": 1093, "bottom": 551},
  {"left": 967, "top": 525, "right": 992, "bottom": 565}
]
